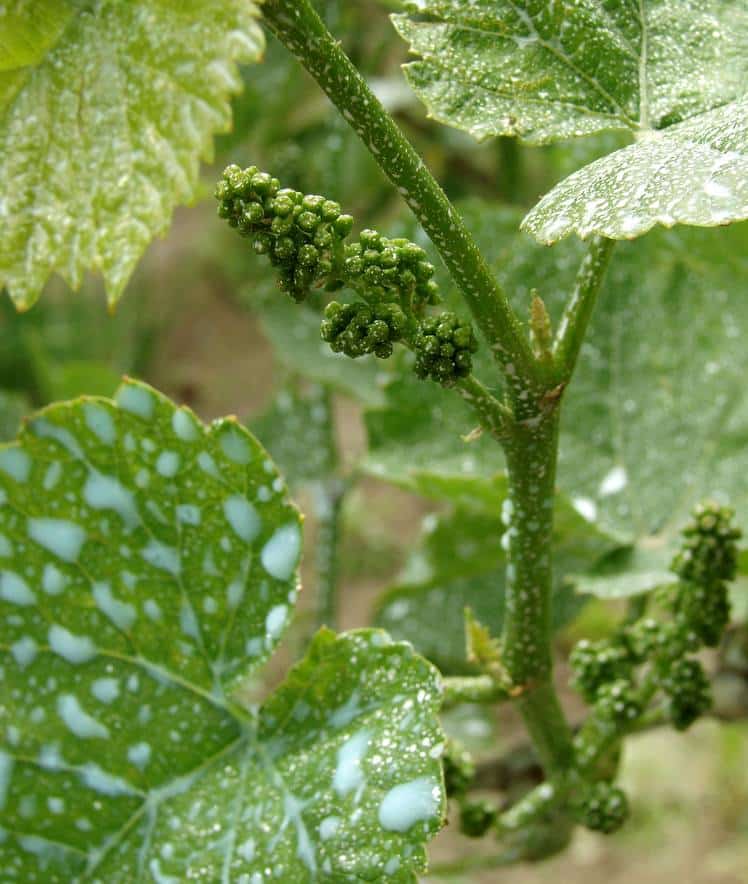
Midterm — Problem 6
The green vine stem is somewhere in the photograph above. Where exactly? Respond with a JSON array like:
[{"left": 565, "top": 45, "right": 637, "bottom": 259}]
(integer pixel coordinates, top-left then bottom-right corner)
[
  {"left": 262, "top": 0, "right": 541, "bottom": 404},
  {"left": 260, "top": 0, "right": 626, "bottom": 786},
  {"left": 312, "top": 476, "right": 347, "bottom": 630},
  {"left": 455, "top": 375, "right": 511, "bottom": 440},
  {"left": 552, "top": 236, "right": 615, "bottom": 384},
  {"left": 500, "top": 407, "right": 576, "bottom": 771}
]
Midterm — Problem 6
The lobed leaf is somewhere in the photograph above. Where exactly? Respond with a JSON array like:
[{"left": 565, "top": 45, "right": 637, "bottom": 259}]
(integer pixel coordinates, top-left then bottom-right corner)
[
  {"left": 0, "top": 1, "right": 264, "bottom": 309},
  {"left": 0, "top": 380, "right": 444, "bottom": 879},
  {"left": 394, "top": 1, "right": 748, "bottom": 240}
]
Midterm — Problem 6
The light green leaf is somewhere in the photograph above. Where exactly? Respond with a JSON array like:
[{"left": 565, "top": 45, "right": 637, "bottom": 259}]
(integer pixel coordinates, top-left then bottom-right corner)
[
  {"left": 390, "top": 198, "right": 748, "bottom": 598},
  {"left": 560, "top": 224, "right": 748, "bottom": 569},
  {"left": 249, "top": 382, "right": 338, "bottom": 489},
  {"left": 0, "top": 380, "right": 445, "bottom": 879},
  {"left": 0, "top": 1, "right": 264, "bottom": 309},
  {"left": 524, "top": 98, "right": 748, "bottom": 242},
  {"left": 0, "top": 1, "right": 74, "bottom": 74},
  {"left": 394, "top": 1, "right": 748, "bottom": 239}
]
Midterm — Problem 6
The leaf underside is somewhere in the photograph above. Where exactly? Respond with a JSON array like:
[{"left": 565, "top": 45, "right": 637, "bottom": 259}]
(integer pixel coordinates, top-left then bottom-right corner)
[
  {"left": 0, "top": 1, "right": 264, "bottom": 309},
  {"left": 394, "top": 1, "right": 748, "bottom": 240},
  {"left": 0, "top": 380, "right": 444, "bottom": 880}
]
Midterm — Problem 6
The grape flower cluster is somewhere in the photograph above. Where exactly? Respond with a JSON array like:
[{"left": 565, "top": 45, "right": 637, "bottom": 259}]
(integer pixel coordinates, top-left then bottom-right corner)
[
  {"left": 413, "top": 312, "right": 479, "bottom": 386},
  {"left": 217, "top": 164, "right": 479, "bottom": 386},
  {"left": 567, "top": 501, "right": 742, "bottom": 833}
]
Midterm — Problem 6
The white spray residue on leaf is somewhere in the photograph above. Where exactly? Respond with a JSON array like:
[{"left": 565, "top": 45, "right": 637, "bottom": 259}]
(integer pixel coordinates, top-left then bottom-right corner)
[
  {"left": 127, "top": 741, "right": 152, "bottom": 769},
  {"left": 0, "top": 751, "right": 14, "bottom": 810},
  {"left": 116, "top": 383, "right": 155, "bottom": 420},
  {"left": 156, "top": 451, "right": 180, "bottom": 478},
  {"left": 141, "top": 540, "right": 181, "bottom": 576},
  {"left": 42, "top": 563, "right": 66, "bottom": 595},
  {"left": 0, "top": 448, "right": 30, "bottom": 483},
  {"left": 572, "top": 496, "right": 598, "bottom": 522},
  {"left": 93, "top": 582, "right": 136, "bottom": 631},
  {"left": 57, "top": 694, "right": 110, "bottom": 739},
  {"left": 318, "top": 816, "right": 341, "bottom": 841},
  {"left": 219, "top": 427, "right": 251, "bottom": 464},
  {"left": 223, "top": 495, "right": 261, "bottom": 542},
  {"left": 599, "top": 465, "right": 628, "bottom": 496},
  {"left": 48, "top": 624, "right": 97, "bottom": 664},
  {"left": 91, "top": 677, "right": 120, "bottom": 704},
  {"left": 378, "top": 777, "right": 441, "bottom": 832},
  {"left": 84, "top": 404, "right": 116, "bottom": 445},
  {"left": 172, "top": 407, "right": 199, "bottom": 441},
  {"left": 28, "top": 518, "right": 86, "bottom": 562},
  {"left": 265, "top": 604, "right": 287, "bottom": 641},
  {"left": 261, "top": 523, "right": 301, "bottom": 579},
  {"left": 10, "top": 636, "right": 38, "bottom": 667},
  {"left": 333, "top": 731, "right": 370, "bottom": 796},
  {"left": 0, "top": 571, "right": 36, "bottom": 606},
  {"left": 84, "top": 471, "right": 140, "bottom": 528}
]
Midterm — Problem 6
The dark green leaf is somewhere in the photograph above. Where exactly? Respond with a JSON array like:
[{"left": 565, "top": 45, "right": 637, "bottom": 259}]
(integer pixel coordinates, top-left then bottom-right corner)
[{"left": 0, "top": 380, "right": 444, "bottom": 878}]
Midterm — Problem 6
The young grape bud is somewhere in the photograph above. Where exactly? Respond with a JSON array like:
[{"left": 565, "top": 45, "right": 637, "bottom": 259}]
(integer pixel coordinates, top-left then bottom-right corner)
[
  {"left": 660, "top": 657, "right": 712, "bottom": 730},
  {"left": 570, "top": 782, "right": 629, "bottom": 834},
  {"left": 459, "top": 800, "right": 498, "bottom": 838},
  {"left": 413, "top": 312, "right": 478, "bottom": 386}
]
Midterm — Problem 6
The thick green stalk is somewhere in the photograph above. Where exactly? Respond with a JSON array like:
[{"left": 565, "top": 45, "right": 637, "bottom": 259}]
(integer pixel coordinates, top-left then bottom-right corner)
[
  {"left": 501, "top": 408, "right": 575, "bottom": 772},
  {"left": 553, "top": 236, "right": 615, "bottom": 384},
  {"left": 262, "top": 0, "right": 540, "bottom": 396}
]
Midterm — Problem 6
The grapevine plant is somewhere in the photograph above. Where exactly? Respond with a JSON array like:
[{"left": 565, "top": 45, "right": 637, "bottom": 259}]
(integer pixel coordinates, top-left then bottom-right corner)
[{"left": 1, "top": 1, "right": 748, "bottom": 882}]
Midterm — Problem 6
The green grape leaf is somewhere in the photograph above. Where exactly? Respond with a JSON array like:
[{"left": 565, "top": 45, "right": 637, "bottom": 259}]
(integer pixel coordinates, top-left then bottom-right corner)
[
  {"left": 257, "top": 296, "right": 386, "bottom": 408},
  {"left": 375, "top": 501, "right": 613, "bottom": 673},
  {"left": 560, "top": 223, "right": 748, "bottom": 594},
  {"left": 249, "top": 382, "right": 338, "bottom": 489},
  {"left": 394, "top": 2, "right": 748, "bottom": 240},
  {"left": 0, "top": 2, "right": 264, "bottom": 309},
  {"left": 0, "top": 380, "right": 445, "bottom": 879},
  {"left": 524, "top": 98, "right": 748, "bottom": 242}
]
